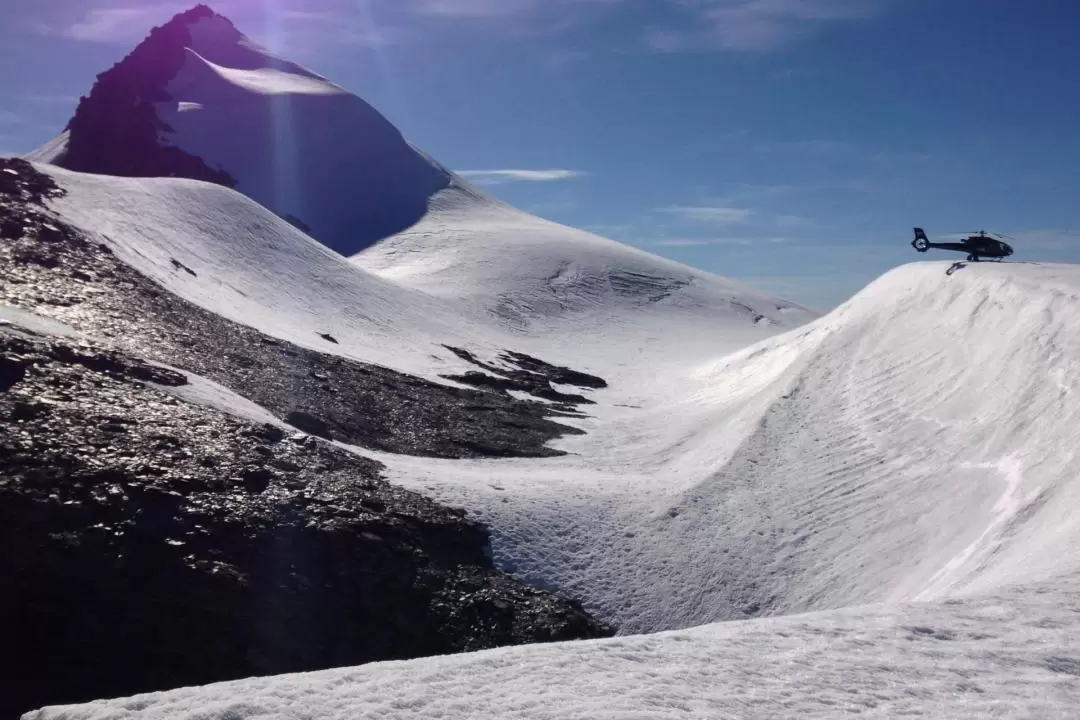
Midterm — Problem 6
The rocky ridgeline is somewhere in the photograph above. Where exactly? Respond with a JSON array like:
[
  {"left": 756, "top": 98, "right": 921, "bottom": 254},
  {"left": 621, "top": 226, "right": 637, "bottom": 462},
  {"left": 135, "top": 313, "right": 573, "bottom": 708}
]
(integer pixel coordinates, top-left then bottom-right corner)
[
  {"left": 57, "top": 5, "right": 235, "bottom": 185},
  {"left": 0, "top": 160, "right": 614, "bottom": 718}
]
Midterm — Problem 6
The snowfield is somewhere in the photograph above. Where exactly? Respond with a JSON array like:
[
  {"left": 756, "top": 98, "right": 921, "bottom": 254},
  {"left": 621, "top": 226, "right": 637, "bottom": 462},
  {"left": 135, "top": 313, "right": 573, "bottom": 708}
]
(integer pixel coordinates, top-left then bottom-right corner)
[
  {"left": 26, "top": 575, "right": 1080, "bottom": 719},
  {"left": 16, "top": 6, "right": 1080, "bottom": 715},
  {"left": 26, "top": 160, "right": 1080, "bottom": 715},
  {"left": 371, "top": 261, "right": 1080, "bottom": 637}
]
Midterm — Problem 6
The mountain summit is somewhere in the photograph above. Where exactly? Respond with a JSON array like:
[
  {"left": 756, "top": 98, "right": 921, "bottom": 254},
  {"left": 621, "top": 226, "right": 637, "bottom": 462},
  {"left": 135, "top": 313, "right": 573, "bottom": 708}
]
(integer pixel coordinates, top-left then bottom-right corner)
[{"left": 28, "top": 5, "right": 454, "bottom": 254}]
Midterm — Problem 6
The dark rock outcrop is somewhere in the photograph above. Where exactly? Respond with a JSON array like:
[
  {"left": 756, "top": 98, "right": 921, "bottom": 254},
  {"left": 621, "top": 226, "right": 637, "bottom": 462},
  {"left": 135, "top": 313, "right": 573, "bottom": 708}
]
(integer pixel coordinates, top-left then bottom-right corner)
[
  {"left": 0, "top": 325, "right": 613, "bottom": 720},
  {"left": 443, "top": 345, "right": 607, "bottom": 407}
]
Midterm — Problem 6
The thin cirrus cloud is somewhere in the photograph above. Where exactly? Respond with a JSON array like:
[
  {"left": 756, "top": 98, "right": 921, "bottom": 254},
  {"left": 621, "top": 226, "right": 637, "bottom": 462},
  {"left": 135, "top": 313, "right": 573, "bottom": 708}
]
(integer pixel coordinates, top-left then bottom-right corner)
[
  {"left": 39, "top": 0, "right": 884, "bottom": 53},
  {"left": 654, "top": 204, "right": 821, "bottom": 233},
  {"left": 410, "top": 0, "right": 542, "bottom": 18},
  {"left": 656, "top": 236, "right": 790, "bottom": 246},
  {"left": 648, "top": 0, "right": 888, "bottom": 52},
  {"left": 656, "top": 205, "right": 754, "bottom": 225},
  {"left": 38, "top": 1, "right": 407, "bottom": 50},
  {"left": 458, "top": 169, "right": 587, "bottom": 185},
  {"left": 43, "top": 4, "right": 191, "bottom": 43},
  {"left": 410, "top": 0, "right": 625, "bottom": 19}
]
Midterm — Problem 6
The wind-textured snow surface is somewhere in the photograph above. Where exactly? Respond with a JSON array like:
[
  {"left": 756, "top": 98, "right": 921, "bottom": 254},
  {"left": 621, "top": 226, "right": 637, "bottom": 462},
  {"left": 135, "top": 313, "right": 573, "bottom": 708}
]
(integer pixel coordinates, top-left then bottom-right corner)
[
  {"left": 27, "top": 575, "right": 1080, "bottom": 720},
  {"left": 352, "top": 191, "right": 811, "bottom": 372},
  {"left": 369, "top": 261, "right": 1080, "bottom": 638}
]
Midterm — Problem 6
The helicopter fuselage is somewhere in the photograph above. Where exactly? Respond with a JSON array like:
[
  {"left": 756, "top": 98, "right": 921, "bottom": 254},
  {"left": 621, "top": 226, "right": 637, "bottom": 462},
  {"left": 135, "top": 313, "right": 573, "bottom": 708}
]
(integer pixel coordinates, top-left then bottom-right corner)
[{"left": 911, "top": 228, "right": 1014, "bottom": 261}]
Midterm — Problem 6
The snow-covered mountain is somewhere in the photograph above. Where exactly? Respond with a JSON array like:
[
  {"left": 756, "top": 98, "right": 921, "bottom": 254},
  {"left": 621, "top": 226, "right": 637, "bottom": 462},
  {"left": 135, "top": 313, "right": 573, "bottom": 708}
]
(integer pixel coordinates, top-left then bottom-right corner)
[
  {"left": 27, "top": 4, "right": 813, "bottom": 352},
  {"left": 27, "top": 5, "right": 453, "bottom": 255},
  {"left": 13, "top": 4, "right": 1080, "bottom": 718}
]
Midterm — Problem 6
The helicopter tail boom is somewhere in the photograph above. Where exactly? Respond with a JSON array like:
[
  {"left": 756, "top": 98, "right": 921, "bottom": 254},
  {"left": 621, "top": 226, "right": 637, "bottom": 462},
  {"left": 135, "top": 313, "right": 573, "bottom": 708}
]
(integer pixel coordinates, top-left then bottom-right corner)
[{"left": 912, "top": 227, "right": 931, "bottom": 252}]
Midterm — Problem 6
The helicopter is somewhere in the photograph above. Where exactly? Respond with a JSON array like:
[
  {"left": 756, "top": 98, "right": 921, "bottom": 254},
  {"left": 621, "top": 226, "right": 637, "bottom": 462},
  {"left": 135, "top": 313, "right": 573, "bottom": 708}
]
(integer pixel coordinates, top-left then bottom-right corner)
[{"left": 911, "top": 228, "right": 1014, "bottom": 262}]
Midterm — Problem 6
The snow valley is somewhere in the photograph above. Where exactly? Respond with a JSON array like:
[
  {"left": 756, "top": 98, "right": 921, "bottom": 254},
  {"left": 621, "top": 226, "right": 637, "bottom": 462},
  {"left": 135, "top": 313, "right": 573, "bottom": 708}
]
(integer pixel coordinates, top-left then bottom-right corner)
[{"left": 4, "top": 5, "right": 1080, "bottom": 719}]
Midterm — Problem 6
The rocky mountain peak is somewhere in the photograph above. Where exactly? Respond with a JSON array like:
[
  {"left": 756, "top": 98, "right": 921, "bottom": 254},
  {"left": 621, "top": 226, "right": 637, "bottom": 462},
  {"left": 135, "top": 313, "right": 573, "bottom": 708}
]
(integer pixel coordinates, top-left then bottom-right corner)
[{"left": 58, "top": 5, "right": 237, "bottom": 185}]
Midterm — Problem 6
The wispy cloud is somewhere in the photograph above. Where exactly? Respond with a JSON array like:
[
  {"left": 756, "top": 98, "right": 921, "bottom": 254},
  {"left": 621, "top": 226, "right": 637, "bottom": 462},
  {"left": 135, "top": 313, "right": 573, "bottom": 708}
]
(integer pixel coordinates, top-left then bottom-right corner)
[
  {"left": 459, "top": 169, "right": 587, "bottom": 185},
  {"left": 753, "top": 138, "right": 854, "bottom": 154},
  {"left": 645, "top": 28, "right": 689, "bottom": 52},
  {"left": 55, "top": 8, "right": 140, "bottom": 42},
  {"left": 40, "top": 4, "right": 190, "bottom": 43},
  {"left": 410, "top": 0, "right": 623, "bottom": 21},
  {"left": 649, "top": 0, "right": 888, "bottom": 52},
  {"left": 38, "top": 0, "right": 879, "bottom": 55},
  {"left": 652, "top": 198, "right": 823, "bottom": 235},
  {"left": 278, "top": 9, "right": 407, "bottom": 47},
  {"left": 655, "top": 236, "right": 791, "bottom": 246},
  {"left": 411, "top": 0, "right": 541, "bottom": 19},
  {"left": 655, "top": 205, "right": 753, "bottom": 225}
]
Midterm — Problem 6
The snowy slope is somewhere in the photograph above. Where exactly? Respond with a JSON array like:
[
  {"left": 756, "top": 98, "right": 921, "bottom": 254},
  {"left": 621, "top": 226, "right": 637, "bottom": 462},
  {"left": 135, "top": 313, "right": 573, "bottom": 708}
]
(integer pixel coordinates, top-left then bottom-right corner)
[
  {"left": 352, "top": 193, "right": 812, "bottom": 375},
  {"left": 20, "top": 175, "right": 1080, "bottom": 719},
  {"left": 25, "top": 260, "right": 1080, "bottom": 720},
  {"left": 26, "top": 573, "right": 1080, "bottom": 720},
  {"left": 35, "top": 161, "right": 810, "bottom": 383},
  {"left": 35, "top": 165, "right": 473, "bottom": 377},
  {"left": 370, "top": 261, "right": 1080, "bottom": 636}
]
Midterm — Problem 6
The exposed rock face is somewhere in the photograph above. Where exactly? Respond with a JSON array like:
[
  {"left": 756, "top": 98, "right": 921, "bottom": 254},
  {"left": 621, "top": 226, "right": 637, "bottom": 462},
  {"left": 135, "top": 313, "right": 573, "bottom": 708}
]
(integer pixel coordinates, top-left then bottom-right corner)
[
  {"left": 443, "top": 345, "right": 607, "bottom": 407},
  {"left": 0, "top": 326, "right": 611, "bottom": 719},
  {"left": 0, "top": 159, "right": 615, "bottom": 718},
  {"left": 55, "top": 5, "right": 235, "bottom": 186}
]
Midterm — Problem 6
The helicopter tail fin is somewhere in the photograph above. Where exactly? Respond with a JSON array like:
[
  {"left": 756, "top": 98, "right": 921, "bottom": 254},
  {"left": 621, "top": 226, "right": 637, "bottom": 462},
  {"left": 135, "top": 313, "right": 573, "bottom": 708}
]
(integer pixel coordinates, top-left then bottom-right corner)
[{"left": 912, "top": 227, "right": 930, "bottom": 252}]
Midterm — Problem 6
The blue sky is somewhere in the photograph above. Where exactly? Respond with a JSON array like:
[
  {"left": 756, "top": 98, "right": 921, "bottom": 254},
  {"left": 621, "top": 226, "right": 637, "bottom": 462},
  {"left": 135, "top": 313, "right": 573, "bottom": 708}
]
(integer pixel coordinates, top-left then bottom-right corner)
[{"left": 2, "top": 0, "right": 1079, "bottom": 309}]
